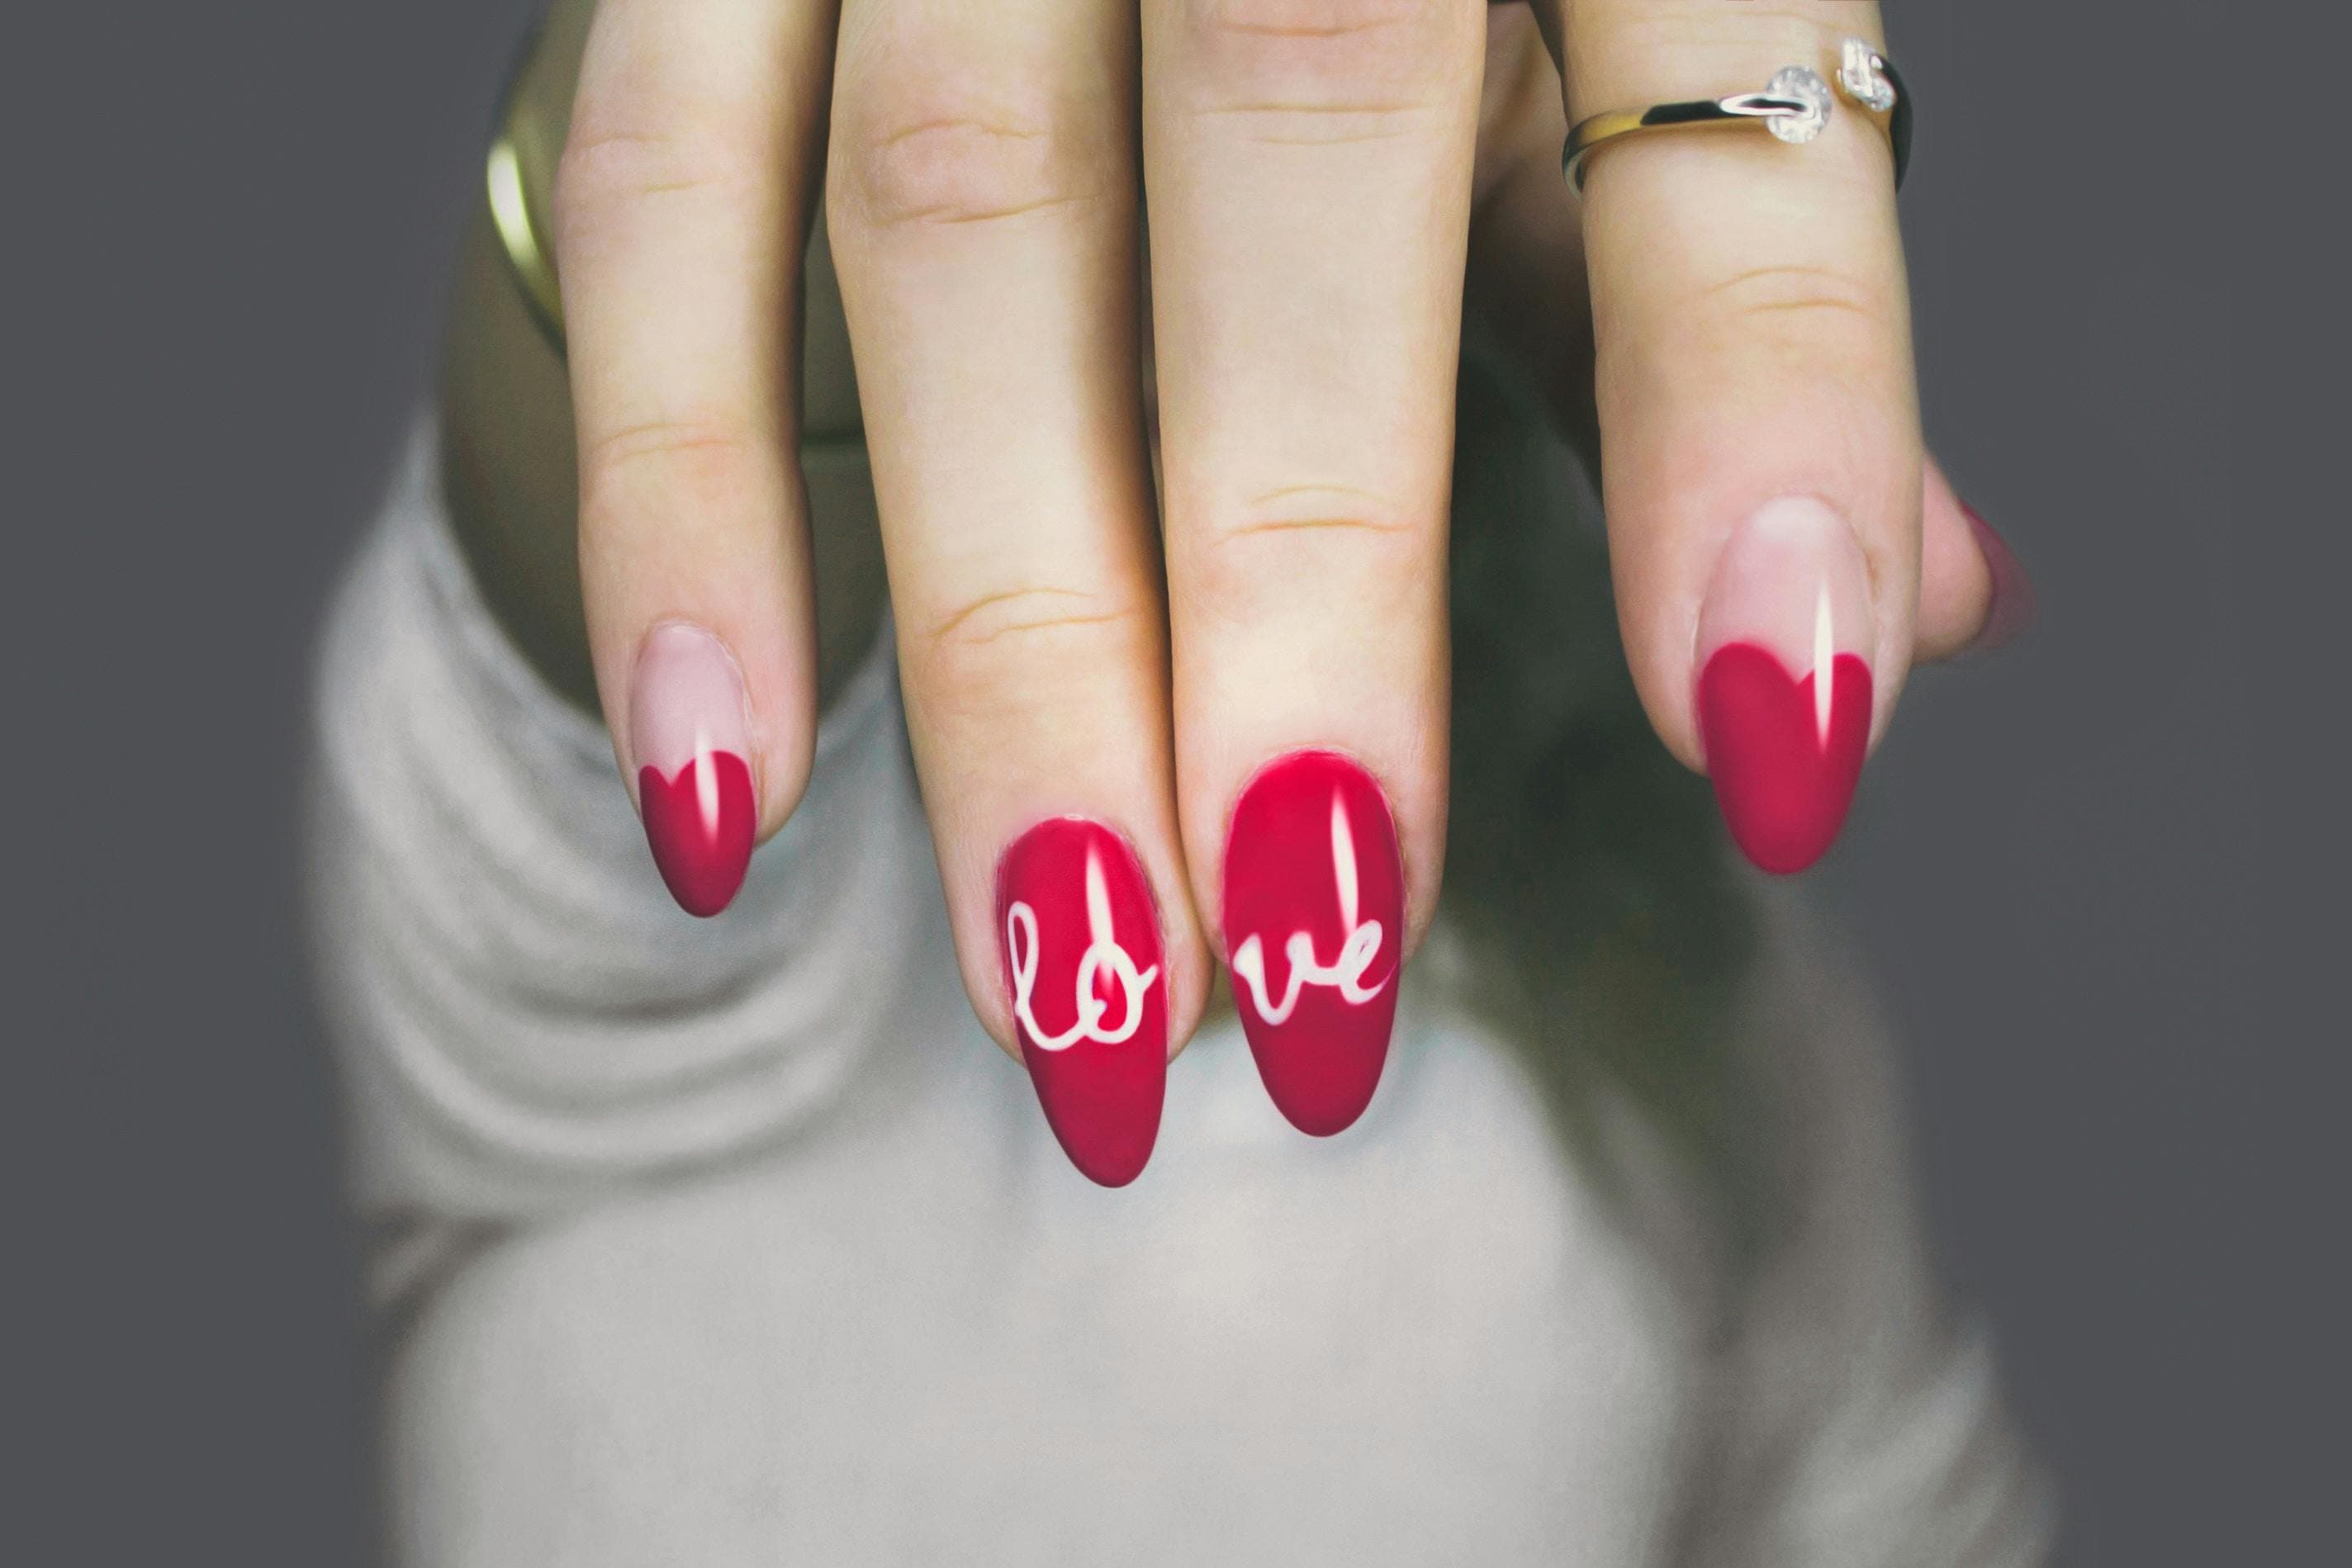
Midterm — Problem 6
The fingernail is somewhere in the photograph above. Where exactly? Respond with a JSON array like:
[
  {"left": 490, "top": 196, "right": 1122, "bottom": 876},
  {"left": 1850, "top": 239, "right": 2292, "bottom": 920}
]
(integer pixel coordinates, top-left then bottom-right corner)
[
  {"left": 1221, "top": 751, "right": 1403, "bottom": 1137},
  {"left": 630, "top": 622, "right": 756, "bottom": 917},
  {"left": 998, "top": 819, "right": 1167, "bottom": 1187},
  {"left": 1961, "top": 500, "right": 2037, "bottom": 653},
  {"left": 1695, "top": 498, "right": 1875, "bottom": 875}
]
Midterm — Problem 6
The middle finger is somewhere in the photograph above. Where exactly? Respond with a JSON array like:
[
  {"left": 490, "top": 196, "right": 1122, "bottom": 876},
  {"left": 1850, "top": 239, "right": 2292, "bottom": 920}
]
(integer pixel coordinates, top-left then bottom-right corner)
[
  {"left": 829, "top": 0, "right": 1193, "bottom": 1187},
  {"left": 1142, "top": 0, "right": 1487, "bottom": 1135}
]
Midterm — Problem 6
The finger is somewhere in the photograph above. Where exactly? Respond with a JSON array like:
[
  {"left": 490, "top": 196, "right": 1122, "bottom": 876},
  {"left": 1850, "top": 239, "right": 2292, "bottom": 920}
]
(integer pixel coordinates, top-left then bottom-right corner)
[
  {"left": 1142, "top": 0, "right": 1487, "bottom": 1135},
  {"left": 553, "top": 0, "right": 837, "bottom": 915},
  {"left": 827, "top": 0, "right": 1195, "bottom": 1187},
  {"left": 1554, "top": 2, "right": 1920, "bottom": 874},
  {"left": 1918, "top": 456, "right": 2034, "bottom": 661},
  {"left": 1462, "top": 35, "right": 2029, "bottom": 670},
  {"left": 1463, "top": 2, "right": 1591, "bottom": 457}
]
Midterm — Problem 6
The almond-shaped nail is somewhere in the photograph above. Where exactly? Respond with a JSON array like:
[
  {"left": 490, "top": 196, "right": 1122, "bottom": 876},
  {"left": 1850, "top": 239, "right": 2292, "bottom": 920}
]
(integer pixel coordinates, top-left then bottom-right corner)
[
  {"left": 630, "top": 622, "right": 756, "bottom": 917},
  {"left": 1695, "top": 498, "right": 1875, "bottom": 875},
  {"left": 998, "top": 819, "right": 1166, "bottom": 1187},
  {"left": 1221, "top": 751, "right": 1403, "bottom": 1137}
]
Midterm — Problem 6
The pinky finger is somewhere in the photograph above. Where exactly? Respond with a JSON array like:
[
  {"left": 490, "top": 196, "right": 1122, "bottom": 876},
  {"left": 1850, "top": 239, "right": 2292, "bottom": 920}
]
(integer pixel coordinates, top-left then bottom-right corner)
[
  {"left": 554, "top": 0, "right": 839, "bottom": 915},
  {"left": 1917, "top": 456, "right": 2035, "bottom": 662}
]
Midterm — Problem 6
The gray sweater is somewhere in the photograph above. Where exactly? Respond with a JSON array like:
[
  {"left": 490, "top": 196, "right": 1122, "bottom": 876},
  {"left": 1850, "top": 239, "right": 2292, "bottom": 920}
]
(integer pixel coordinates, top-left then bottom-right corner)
[{"left": 307, "top": 416, "right": 2049, "bottom": 1566}]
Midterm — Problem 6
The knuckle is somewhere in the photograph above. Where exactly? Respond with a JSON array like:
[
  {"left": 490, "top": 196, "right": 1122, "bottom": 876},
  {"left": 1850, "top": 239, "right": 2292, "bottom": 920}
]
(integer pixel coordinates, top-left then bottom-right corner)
[
  {"left": 578, "top": 416, "right": 760, "bottom": 522},
  {"left": 1193, "top": 0, "right": 1443, "bottom": 49},
  {"left": 836, "top": 82, "right": 1104, "bottom": 234},
  {"left": 1692, "top": 262, "right": 1893, "bottom": 352},
  {"left": 1611, "top": 6, "right": 1837, "bottom": 56},
  {"left": 1185, "top": 0, "right": 1468, "bottom": 126},
  {"left": 916, "top": 585, "right": 1149, "bottom": 713},
  {"left": 552, "top": 121, "right": 756, "bottom": 253},
  {"left": 1188, "top": 505, "right": 1424, "bottom": 627}
]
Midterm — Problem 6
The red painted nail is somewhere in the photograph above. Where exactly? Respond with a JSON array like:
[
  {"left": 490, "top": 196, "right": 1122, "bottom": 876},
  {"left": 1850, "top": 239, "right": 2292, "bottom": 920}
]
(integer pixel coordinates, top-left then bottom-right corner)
[
  {"left": 1960, "top": 500, "right": 2037, "bottom": 653},
  {"left": 631, "top": 622, "right": 756, "bottom": 917},
  {"left": 1221, "top": 751, "right": 1403, "bottom": 1137},
  {"left": 998, "top": 819, "right": 1166, "bottom": 1187},
  {"left": 1697, "top": 643, "right": 1871, "bottom": 874},
  {"left": 639, "top": 753, "right": 756, "bottom": 916}
]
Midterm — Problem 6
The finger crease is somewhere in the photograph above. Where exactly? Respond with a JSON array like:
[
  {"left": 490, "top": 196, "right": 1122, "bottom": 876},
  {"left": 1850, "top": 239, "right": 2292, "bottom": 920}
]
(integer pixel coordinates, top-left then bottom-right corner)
[
  {"left": 1700, "top": 264, "right": 1875, "bottom": 310},
  {"left": 957, "top": 609, "right": 1131, "bottom": 647},
  {"left": 1218, "top": 514, "right": 1415, "bottom": 541},
  {"left": 908, "top": 190, "right": 1102, "bottom": 227},
  {"left": 926, "top": 588, "right": 1094, "bottom": 647},
  {"left": 872, "top": 119, "right": 1047, "bottom": 150},
  {"left": 1739, "top": 296, "right": 1880, "bottom": 322}
]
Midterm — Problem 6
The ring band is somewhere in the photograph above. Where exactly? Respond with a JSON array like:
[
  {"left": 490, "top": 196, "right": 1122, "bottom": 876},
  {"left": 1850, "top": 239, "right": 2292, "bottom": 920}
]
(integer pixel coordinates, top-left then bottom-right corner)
[{"left": 1563, "top": 37, "right": 1912, "bottom": 192}]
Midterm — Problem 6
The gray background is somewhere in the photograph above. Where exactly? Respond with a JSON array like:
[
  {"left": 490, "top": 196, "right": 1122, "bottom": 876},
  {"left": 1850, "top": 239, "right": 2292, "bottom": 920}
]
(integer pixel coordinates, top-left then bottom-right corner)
[{"left": 12, "top": 2, "right": 2343, "bottom": 1562}]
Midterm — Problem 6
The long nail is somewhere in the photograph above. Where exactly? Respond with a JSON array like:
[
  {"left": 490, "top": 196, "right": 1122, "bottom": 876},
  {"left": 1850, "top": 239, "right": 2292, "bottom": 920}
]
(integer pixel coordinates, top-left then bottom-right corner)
[
  {"left": 998, "top": 819, "right": 1166, "bottom": 1187},
  {"left": 630, "top": 622, "right": 756, "bottom": 917},
  {"left": 1961, "top": 500, "right": 2037, "bottom": 654},
  {"left": 1221, "top": 751, "right": 1403, "bottom": 1137},
  {"left": 1695, "top": 498, "right": 1875, "bottom": 875}
]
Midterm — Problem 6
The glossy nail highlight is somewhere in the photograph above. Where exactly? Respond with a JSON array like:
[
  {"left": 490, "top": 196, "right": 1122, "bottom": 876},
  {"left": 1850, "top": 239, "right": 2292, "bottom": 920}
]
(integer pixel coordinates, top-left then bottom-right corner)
[
  {"left": 1221, "top": 751, "right": 1403, "bottom": 1136},
  {"left": 998, "top": 819, "right": 1166, "bottom": 1187},
  {"left": 630, "top": 622, "right": 756, "bottom": 917},
  {"left": 1695, "top": 498, "right": 1874, "bottom": 875}
]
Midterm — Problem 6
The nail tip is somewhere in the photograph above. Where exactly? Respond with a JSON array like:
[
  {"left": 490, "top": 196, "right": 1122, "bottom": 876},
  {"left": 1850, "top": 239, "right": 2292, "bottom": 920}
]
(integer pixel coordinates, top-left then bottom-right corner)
[
  {"left": 1237, "top": 1010, "right": 1390, "bottom": 1138},
  {"left": 1026, "top": 1053, "right": 1165, "bottom": 1188},
  {"left": 671, "top": 887, "right": 741, "bottom": 918},
  {"left": 1274, "top": 1097, "right": 1375, "bottom": 1139},
  {"left": 1069, "top": 1146, "right": 1154, "bottom": 1188},
  {"left": 1726, "top": 831, "right": 1837, "bottom": 878}
]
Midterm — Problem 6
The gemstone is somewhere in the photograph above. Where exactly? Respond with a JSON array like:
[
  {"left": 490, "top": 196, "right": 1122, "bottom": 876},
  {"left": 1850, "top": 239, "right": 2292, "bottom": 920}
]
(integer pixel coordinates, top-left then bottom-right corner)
[
  {"left": 1764, "top": 67, "right": 1833, "bottom": 145},
  {"left": 1840, "top": 39, "right": 1897, "bottom": 113}
]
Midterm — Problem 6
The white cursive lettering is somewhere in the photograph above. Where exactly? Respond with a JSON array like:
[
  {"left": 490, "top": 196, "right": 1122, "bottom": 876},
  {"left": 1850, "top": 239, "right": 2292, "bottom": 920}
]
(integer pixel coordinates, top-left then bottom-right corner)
[
  {"left": 1007, "top": 846, "right": 1159, "bottom": 1053},
  {"left": 1230, "top": 792, "right": 1389, "bottom": 1026}
]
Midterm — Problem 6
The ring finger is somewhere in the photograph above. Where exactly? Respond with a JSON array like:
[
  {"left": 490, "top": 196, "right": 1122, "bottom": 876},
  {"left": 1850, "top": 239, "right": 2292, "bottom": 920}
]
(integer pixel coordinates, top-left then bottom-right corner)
[{"left": 1550, "top": 0, "right": 1922, "bottom": 873}]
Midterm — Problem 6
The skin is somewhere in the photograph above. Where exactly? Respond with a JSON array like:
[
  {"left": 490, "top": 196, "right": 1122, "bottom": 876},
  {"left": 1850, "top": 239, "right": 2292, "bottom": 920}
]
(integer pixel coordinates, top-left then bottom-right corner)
[
  {"left": 442, "top": 0, "right": 1999, "bottom": 1066},
  {"left": 442, "top": 0, "right": 887, "bottom": 713}
]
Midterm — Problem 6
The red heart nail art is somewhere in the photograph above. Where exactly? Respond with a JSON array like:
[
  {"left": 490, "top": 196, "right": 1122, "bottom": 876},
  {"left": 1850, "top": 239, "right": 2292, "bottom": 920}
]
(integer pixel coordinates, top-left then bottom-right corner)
[
  {"left": 1696, "top": 642, "right": 1871, "bottom": 874},
  {"left": 638, "top": 753, "right": 756, "bottom": 917},
  {"left": 1221, "top": 751, "right": 1403, "bottom": 1137}
]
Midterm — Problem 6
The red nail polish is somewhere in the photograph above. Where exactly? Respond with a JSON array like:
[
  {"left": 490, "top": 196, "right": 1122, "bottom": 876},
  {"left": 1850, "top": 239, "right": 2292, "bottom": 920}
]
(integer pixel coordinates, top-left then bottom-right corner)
[
  {"left": 1697, "top": 643, "right": 1871, "bottom": 874},
  {"left": 630, "top": 623, "right": 756, "bottom": 917},
  {"left": 998, "top": 819, "right": 1166, "bottom": 1187},
  {"left": 638, "top": 752, "right": 756, "bottom": 917},
  {"left": 1221, "top": 751, "right": 1403, "bottom": 1137},
  {"left": 1961, "top": 500, "right": 2037, "bottom": 653}
]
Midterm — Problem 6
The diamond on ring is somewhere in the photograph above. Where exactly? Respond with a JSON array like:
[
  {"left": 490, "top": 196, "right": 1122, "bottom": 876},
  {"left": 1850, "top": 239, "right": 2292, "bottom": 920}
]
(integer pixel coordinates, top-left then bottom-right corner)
[
  {"left": 1764, "top": 68, "right": 1833, "bottom": 144},
  {"left": 1839, "top": 39, "right": 1898, "bottom": 113},
  {"left": 1562, "top": 39, "right": 1913, "bottom": 191}
]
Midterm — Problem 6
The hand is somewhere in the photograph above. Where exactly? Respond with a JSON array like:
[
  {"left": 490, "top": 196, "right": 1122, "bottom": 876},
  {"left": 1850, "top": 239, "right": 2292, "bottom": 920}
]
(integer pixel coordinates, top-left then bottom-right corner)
[{"left": 547, "top": 0, "right": 2022, "bottom": 1184}]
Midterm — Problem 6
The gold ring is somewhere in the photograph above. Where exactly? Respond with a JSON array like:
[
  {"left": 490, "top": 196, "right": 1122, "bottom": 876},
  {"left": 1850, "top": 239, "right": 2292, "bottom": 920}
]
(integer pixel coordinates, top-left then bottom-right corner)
[{"left": 1564, "top": 38, "right": 1912, "bottom": 192}]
